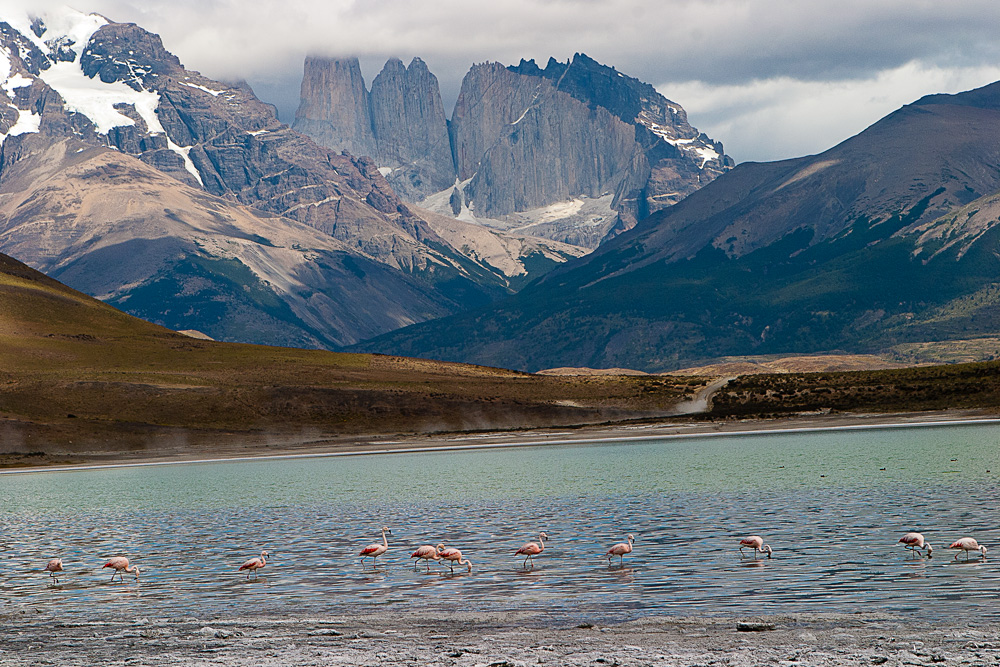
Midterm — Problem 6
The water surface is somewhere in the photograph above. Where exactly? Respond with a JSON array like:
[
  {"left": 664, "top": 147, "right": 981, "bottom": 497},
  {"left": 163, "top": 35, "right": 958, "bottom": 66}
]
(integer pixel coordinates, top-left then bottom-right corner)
[{"left": 1, "top": 423, "right": 998, "bottom": 622}]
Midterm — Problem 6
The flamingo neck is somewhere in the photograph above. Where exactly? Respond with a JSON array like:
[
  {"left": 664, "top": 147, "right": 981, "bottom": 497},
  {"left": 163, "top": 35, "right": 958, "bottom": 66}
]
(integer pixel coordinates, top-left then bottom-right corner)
[{"left": 382, "top": 531, "right": 389, "bottom": 548}]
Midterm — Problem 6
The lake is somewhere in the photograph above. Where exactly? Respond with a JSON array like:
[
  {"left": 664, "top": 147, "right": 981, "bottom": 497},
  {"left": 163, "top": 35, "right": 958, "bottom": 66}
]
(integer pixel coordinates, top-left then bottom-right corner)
[{"left": 1, "top": 422, "right": 998, "bottom": 623}]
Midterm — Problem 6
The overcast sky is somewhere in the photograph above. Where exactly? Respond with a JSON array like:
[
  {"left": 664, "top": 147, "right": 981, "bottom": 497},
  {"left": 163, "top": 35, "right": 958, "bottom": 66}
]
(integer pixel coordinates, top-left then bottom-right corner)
[{"left": 17, "top": 1, "right": 1000, "bottom": 163}]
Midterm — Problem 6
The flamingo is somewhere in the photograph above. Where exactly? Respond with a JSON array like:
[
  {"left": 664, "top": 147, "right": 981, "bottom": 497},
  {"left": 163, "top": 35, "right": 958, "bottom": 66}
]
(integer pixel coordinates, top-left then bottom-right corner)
[
  {"left": 515, "top": 532, "right": 548, "bottom": 568},
  {"left": 949, "top": 537, "right": 988, "bottom": 561},
  {"left": 103, "top": 556, "right": 140, "bottom": 582},
  {"left": 605, "top": 534, "right": 635, "bottom": 566},
  {"left": 411, "top": 543, "right": 444, "bottom": 570},
  {"left": 44, "top": 558, "right": 63, "bottom": 584},
  {"left": 239, "top": 550, "right": 268, "bottom": 579},
  {"left": 898, "top": 532, "right": 933, "bottom": 558},
  {"left": 439, "top": 546, "right": 472, "bottom": 572},
  {"left": 360, "top": 526, "right": 391, "bottom": 567},
  {"left": 739, "top": 535, "right": 773, "bottom": 560}
]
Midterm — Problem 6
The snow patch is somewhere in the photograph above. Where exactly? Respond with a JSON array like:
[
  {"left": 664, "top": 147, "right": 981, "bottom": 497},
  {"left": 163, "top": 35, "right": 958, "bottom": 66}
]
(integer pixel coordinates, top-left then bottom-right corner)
[
  {"left": 693, "top": 146, "right": 719, "bottom": 168},
  {"left": 167, "top": 138, "right": 203, "bottom": 186},
  {"left": 534, "top": 199, "right": 584, "bottom": 224},
  {"left": 2, "top": 73, "right": 32, "bottom": 97},
  {"left": 1, "top": 108, "right": 40, "bottom": 141},
  {"left": 377, "top": 166, "right": 393, "bottom": 177},
  {"left": 41, "top": 61, "right": 163, "bottom": 134},
  {"left": 179, "top": 81, "right": 226, "bottom": 96}
]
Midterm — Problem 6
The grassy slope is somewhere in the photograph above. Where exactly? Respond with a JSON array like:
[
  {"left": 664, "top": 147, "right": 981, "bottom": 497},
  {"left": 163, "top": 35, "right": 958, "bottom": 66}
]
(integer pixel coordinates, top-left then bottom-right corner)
[{"left": 0, "top": 254, "right": 705, "bottom": 461}]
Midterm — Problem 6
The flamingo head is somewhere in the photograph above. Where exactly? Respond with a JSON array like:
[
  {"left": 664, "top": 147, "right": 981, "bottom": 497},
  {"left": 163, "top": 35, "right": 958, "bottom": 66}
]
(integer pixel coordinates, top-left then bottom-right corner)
[
  {"left": 539, "top": 532, "right": 549, "bottom": 541},
  {"left": 133, "top": 566, "right": 141, "bottom": 577},
  {"left": 382, "top": 526, "right": 392, "bottom": 535},
  {"left": 981, "top": 545, "right": 989, "bottom": 556},
  {"left": 762, "top": 544, "right": 773, "bottom": 559},
  {"left": 261, "top": 550, "right": 269, "bottom": 559},
  {"left": 436, "top": 543, "right": 445, "bottom": 552},
  {"left": 627, "top": 533, "right": 635, "bottom": 544},
  {"left": 926, "top": 544, "right": 933, "bottom": 557}
]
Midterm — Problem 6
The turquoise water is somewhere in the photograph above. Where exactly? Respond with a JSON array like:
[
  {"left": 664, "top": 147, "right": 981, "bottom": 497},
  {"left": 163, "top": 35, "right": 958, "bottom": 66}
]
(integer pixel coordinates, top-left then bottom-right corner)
[{"left": 1, "top": 423, "right": 998, "bottom": 622}]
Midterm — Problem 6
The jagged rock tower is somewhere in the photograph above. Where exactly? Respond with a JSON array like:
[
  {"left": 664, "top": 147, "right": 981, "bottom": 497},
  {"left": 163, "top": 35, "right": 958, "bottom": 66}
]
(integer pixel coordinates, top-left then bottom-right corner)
[{"left": 294, "top": 54, "right": 734, "bottom": 248}]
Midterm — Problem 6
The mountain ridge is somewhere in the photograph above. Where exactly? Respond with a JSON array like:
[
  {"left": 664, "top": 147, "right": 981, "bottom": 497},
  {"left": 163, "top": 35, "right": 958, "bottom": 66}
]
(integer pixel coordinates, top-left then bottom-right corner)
[
  {"left": 0, "top": 8, "right": 582, "bottom": 348},
  {"left": 355, "top": 78, "right": 1000, "bottom": 371},
  {"left": 294, "top": 52, "right": 733, "bottom": 249}
]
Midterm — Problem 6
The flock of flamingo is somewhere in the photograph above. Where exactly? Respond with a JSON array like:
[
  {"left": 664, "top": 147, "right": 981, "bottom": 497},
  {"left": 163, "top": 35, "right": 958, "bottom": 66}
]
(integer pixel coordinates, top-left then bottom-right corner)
[{"left": 37, "top": 527, "right": 988, "bottom": 586}]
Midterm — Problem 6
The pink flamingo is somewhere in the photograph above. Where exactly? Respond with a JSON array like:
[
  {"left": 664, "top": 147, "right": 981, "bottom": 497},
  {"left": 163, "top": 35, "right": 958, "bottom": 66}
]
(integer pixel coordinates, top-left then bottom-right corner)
[
  {"left": 439, "top": 546, "right": 472, "bottom": 572},
  {"left": 44, "top": 558, "right": 63, "bottom": 584},
  {"left": 103, "top": 556, "right": 140, "bottom": 582},
  {"left": 739, "top": 535, "right": 773, "bottom": 560},
  {"left": 898, "top": 532, "right": 933, "bottom": 558},
  {"left": 949, "top": 537, "right": 988, "bottom": 561},
  {"left": 515, "top": 532, "right": 548, "bottom": 568},
  {"left": 411, "top": 543, "right": 444, "bottom": 570},
  {"left": 238, "top": 550, "right": 268, "bottom": 579},
  {"left": 360, "top": 526, "right": 391, "bottom": 567},
  {"left": 605, "top": 534, "right": 635, "bottom": 566}
]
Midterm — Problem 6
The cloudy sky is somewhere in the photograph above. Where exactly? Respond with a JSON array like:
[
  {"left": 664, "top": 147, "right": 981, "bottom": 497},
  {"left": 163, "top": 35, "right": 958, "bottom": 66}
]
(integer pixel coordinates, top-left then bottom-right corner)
[{"left": 16, "top": 1, "right": 1000, "bottom": 162}]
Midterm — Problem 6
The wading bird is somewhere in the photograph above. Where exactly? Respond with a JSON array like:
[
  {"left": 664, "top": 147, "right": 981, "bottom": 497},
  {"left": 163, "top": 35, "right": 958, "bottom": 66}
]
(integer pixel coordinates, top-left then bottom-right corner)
[
  {"left": 605, "top": 534, "right": 635, "bottom": 566},
  {"left": 360, "top": 526, "right": 391, "bottom": 567},
  {"left": 411, "top": 543, "right": 444, "bottom": 570},
  {"left": 739, "top": 535, "right": 773, "bottom": 560},
  {"left": 439, "top": 546, "right": 472, "bottom": 572},
  {"left": 949, "top": 537, "right": 987, "bottom": 561},
  {"left": 103, "top": 556, "right": 140, "bottom": 582},
  {"left": 898, "top": 532, "right": 933, "bottom": 558},
  {"left": 44, "top": 558, "right": 63, "bottom": 584},
  {"left": 515, "top": 532, "right": 548, "bottom": 568},
  {"left": 239, "top": 550, "right": 268, "bottom": 579}
]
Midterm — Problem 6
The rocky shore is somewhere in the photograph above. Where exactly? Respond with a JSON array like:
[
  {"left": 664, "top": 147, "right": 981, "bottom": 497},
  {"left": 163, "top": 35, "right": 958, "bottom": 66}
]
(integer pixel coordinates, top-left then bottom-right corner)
[{"left": 3, "top": 609, "right": 999, "bottom": 666}]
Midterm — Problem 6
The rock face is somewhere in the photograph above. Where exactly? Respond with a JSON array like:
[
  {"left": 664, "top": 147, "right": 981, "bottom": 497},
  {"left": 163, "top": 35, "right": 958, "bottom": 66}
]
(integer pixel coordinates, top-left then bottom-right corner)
[
  {"left": 369, "top": 57, "right": 456, "bottom": 201},
  {"left": 295, "top": 53, "right": 731, "bottom": 249},
  {"left": 453, "top": 55, "right": 732, "bottom": 243},
  {"left": 0, "top": 9, "right": 579, "bottom": 349},
  {"left": 293, "top": 57, "right": 376, "bottom": 158},
  {"left": 294, "top": 56, "right": 455, "bottom": 201}
]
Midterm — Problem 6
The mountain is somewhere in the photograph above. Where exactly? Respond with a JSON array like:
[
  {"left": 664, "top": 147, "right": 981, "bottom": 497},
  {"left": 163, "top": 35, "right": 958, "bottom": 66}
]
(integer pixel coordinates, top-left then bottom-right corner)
[
  {"left": 294, "top": 53, "right": 733, "bottom": 249},
  {"left": 0, "top": 249, "right": 705, "bottom": 461},
  {"left": 356, "top": 79, "right": 1000, "bottom": 371},
  {"left": 0, "top": 9, "right": 579, "bottom": 348},
  {"left": 294, "top": 56, "right": 456, "bottom": 203}
]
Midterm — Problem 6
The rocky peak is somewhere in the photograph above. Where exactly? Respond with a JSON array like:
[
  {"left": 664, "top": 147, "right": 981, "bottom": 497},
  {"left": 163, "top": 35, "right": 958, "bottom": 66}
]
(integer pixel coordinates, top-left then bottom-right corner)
[
  {"left": 446, "top": 54, "right": 733, "bottom": 244},
  {"left": 368, "top": 56, "right": 455, "bottom": 199},
  {"left": 81, "top": 22, "right": 183, "bottom": 91},
  {"left": 293, "top": 56, "right": 376, "bottom": 158},
  {"left": 295, "top": 55, "right": 456, "bottom": 201}
]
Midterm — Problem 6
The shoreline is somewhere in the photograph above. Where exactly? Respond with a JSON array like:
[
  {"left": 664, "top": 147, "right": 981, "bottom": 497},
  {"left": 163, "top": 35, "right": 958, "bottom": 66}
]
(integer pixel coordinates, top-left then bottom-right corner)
[
  {"left": 3, "top": 609, "right": 998, "bottom": 667},
  {"left": 4, "top": 407, "right": 999, "bottom": 475}
]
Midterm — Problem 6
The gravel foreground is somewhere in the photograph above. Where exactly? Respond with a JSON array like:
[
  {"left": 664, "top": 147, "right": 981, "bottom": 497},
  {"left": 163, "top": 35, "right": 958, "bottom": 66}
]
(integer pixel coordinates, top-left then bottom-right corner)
[{"left": 3, "top": 608, "right": 999, "bottom": 667}]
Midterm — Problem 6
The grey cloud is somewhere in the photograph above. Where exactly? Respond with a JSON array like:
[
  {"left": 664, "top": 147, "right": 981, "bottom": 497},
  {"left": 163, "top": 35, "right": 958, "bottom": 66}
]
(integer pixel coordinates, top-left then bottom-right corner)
[{"left": 9, "top": 0, "right": 1000, "bottom": 161}]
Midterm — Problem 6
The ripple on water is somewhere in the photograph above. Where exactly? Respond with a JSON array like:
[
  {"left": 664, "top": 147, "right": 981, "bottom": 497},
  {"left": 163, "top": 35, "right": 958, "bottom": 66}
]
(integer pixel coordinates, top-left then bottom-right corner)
[{"left": 0, "top": 422, "right": 999, "bottom": 621}]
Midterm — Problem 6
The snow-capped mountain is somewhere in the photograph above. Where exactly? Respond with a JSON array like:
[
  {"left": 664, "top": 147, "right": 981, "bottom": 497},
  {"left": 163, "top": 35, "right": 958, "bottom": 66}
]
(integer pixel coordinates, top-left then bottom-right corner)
[{"left": 0, "top": 8, "right": 583, "bottom": 347}]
